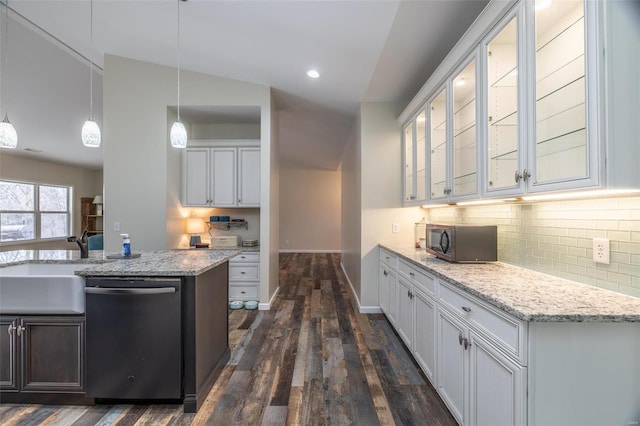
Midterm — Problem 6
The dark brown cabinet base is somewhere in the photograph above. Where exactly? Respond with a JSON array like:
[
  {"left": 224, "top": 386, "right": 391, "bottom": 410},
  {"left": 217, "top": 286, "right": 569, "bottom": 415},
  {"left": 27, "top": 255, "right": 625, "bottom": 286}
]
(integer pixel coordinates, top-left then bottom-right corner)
[{"left": 0, "top": 315, "right": 93, "bottom": 405}]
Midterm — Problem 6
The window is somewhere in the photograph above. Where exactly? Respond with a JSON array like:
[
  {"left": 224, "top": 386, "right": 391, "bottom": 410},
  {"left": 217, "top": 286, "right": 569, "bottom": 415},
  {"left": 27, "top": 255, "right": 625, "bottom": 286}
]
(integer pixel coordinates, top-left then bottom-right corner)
[{"left": 0, "top": 180, "right": 72, "bottom": 242}]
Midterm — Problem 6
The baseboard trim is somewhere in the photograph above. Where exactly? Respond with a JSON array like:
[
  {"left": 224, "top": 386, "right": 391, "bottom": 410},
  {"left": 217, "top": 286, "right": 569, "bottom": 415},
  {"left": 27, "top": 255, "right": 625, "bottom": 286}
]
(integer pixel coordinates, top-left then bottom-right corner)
[
  {"left": 259, "top": 286, "right": 279, "bottom": 310},
  {"left": 339, "top": 262, "right": 381, "bottom": 314},
  {"left": 279, "top": 249, "right": 341, "bottom": 253}
]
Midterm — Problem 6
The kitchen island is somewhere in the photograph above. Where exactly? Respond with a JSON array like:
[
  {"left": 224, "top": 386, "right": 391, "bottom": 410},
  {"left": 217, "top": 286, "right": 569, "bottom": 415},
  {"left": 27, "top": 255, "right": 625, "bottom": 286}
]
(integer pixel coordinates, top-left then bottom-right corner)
[
  {"left": 0, "top": 248, "right": 241, "bottom": 413},
  {"left": 379, "top": 244, "right": 640, "bottom": 426}
]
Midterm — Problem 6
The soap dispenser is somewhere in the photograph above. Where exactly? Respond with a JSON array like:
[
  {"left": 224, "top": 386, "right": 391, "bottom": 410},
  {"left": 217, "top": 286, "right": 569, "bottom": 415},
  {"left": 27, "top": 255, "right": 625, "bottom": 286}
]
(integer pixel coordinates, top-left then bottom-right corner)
[{"left": 121, "top": 233, "right": 131, "bottom": 257}]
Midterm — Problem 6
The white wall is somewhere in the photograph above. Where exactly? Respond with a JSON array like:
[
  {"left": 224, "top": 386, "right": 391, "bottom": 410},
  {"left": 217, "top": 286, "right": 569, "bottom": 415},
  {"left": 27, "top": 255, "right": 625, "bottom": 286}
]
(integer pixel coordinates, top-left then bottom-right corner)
[
  {"left": 190, "top": 123, "right": 260, "bottom": 140},
  {"left": 103, "top": 55, "right": 278, "bottom": 306},
  {"left": 265, "top": 92, "right": 280, "bottom": 306},
  {"left": 0, "top": 153, "right": 101, "bottom": 250},
  {"left": 279, "top": 168, "right": 341, "bottom": 252},
  {"left": 340, "top": 115, "right": 362, "bottom": 301},
  {"left": 360, "top": 102, "right": 422, "bottom": 309}
]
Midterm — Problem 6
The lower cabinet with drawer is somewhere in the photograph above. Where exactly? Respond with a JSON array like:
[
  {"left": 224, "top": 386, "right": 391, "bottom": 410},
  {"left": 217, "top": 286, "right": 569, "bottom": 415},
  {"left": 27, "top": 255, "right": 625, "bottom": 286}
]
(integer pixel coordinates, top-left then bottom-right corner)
[
  {"left": 229, "top": 252, "right": 260, "bottom": 301},
  {"left": 437, "top": 292, "right": 526, "bottom": 426}
]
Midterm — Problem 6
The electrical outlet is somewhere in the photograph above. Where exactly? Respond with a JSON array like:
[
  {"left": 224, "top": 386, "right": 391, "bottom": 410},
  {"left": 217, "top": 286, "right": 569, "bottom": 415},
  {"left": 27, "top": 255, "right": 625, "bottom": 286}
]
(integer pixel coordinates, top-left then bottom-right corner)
[
  {"left": 114, "top": 222, "right": 121, "bottom": 232},
  {"left": 392, "top": 223, "right": 400, "bottom": 233},
  {"left": 592, "top": 238, "right": 610, "bottom": 264}
]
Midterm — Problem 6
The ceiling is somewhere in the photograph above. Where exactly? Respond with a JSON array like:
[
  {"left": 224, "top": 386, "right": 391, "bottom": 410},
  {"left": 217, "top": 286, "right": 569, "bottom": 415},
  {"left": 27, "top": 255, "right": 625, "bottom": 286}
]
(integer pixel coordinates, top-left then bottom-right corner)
[{"left": 1, "top": 0, "right": 488, "bottom": 170}]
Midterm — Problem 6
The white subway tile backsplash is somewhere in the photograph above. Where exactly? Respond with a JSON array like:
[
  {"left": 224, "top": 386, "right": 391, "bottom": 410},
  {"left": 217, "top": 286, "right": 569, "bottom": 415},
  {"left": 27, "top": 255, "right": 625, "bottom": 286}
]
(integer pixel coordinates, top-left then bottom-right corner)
[{"left": 427, "top": 194, "right": 640, "bottom": 298}]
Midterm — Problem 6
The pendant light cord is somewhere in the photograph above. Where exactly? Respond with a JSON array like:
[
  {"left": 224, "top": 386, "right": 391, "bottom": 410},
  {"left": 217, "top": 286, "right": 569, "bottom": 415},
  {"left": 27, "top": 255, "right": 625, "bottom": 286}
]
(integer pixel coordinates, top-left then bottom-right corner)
[
  {"left": 2, "top": 0, "right": 9, "bottom": 120},
  {"left": 177, "top": 0, "right": 181, "bottom": 122},
  {"left": 89, "top": 0, "right": 93, "bottom": 120}
]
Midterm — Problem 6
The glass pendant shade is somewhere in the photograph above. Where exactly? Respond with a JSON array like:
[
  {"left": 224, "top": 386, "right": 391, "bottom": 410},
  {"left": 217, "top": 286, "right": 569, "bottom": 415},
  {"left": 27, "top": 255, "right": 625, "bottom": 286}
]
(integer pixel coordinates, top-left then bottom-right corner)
[
  {"left": 170, "top": 120, "right": 187, "bottom": 148},
  {"left": 82, "top": 119, "right": 101, "bottom": 147},
  {"left": 0, "top": 115, "right": 17, "bottom": 149}
]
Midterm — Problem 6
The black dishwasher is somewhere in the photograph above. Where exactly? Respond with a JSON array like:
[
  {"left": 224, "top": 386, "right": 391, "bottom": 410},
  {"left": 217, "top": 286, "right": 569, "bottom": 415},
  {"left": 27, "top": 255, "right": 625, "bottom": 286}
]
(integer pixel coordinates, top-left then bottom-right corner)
[{"left": 85, "top": 277, "right": 182, "bottom": 400}]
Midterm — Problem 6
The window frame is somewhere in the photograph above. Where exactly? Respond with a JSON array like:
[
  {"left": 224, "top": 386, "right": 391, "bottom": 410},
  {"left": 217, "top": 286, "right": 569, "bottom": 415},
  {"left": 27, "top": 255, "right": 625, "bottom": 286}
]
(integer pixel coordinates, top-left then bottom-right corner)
[{"left": 0, "top": 179, "right": 73, "bottom": 244}]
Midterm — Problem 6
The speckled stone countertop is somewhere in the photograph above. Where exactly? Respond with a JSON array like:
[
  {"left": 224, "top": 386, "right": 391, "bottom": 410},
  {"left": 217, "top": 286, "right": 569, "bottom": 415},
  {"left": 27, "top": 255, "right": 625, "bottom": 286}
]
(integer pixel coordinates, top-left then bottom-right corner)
[
  {"left": 0, "top": 249, "right": 242, "bottom": 277},
  {"left": 381, "top": 244, "right": 640, "bottom": 323}
]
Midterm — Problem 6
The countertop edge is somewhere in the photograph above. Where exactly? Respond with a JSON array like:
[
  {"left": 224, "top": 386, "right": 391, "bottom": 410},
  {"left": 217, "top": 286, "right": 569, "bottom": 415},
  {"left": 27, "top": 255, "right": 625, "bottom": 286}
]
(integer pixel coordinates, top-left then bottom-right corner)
[{"left": 380, "top": 244, "right": 640, "bottom": 323}]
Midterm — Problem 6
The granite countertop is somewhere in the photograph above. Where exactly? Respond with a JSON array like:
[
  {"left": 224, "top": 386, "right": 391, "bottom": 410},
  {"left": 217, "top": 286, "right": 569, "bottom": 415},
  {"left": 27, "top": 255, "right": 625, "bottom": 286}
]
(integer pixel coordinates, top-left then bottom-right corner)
[
  {"left": 381, "top": 244, "right": 640, "bottom": 323},
  {"left": 0, "top": 249, "right": 242, "bottom": 277}
]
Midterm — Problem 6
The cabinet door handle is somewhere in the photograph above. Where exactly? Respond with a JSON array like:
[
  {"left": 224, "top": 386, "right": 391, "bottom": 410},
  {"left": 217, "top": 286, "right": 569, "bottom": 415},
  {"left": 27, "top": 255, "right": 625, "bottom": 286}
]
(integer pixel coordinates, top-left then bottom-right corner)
[
  {"left": 16, "top": 325, "right": 25, "bottom": 337},
  {"left": 462, "top": 306, "right": 472, "bottom": 313},
  {"left": 463, "top": 338, "right": 472, "bottom": 350},
  {"left": 383, "top": 270, "right": 388, "bottom": 276},
  {"left": 7, "top": 323, "right": 16, "bottom": 336},
  {"left": 459, "top": 333, "right": 464, "bottom": 346},
  {"left": 523, "top": 169, "right": 531, "bottom": 182},
  {"left": 514, "top": 170, "right": 522, "bottom": 183}
]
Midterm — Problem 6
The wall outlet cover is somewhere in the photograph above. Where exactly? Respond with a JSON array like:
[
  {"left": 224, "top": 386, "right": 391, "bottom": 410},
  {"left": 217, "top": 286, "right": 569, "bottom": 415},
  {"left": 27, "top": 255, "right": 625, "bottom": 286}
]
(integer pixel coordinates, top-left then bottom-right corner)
[
  {"left": 392, "top": 223, "right": 400, "bottom": 233},
  {"left": 592, "top": 238, "right": 610, "bottom": 264}
]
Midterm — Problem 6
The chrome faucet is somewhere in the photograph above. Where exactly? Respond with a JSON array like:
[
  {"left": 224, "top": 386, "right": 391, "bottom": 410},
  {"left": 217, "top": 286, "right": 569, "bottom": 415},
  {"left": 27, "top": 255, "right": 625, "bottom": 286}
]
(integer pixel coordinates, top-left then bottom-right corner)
[{"left": 67, "top": 229, "right": 89, "bottom": 259}]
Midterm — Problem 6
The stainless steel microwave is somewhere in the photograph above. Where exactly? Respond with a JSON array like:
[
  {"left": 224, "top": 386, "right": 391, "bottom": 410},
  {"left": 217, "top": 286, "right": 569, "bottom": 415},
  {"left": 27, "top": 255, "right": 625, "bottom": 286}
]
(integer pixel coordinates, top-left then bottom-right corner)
[{"left": 425, "top": 224, "right": 497, "bottom": 263}]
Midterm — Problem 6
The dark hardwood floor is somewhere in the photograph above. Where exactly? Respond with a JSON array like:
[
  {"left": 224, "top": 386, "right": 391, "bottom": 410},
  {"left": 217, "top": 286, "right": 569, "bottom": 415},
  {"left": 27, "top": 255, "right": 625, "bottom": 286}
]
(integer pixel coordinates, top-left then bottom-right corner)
[{"left": 0, "top": 253, "right": 455, "bottom": 426}]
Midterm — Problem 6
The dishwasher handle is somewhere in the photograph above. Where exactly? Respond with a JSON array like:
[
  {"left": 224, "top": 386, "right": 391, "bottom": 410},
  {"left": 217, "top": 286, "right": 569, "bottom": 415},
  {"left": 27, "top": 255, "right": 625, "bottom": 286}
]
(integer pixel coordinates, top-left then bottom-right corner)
[{"left": 84, "top": 287, "right": 176, "bottom": 295}]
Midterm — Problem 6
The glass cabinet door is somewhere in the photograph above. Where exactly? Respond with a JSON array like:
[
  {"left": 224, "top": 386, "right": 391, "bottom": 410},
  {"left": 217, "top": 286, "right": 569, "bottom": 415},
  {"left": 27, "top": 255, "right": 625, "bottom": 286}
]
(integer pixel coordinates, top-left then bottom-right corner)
[
  {"left": 416, "top": 110, "right": 427, "bottom": 202},
  {"left": 533, "top": 0, "right": 587, "bottom": 184},
  {"left": 452, "top": 59, "right": 478, "bottom": 197},
  {"left": 487, "top": 16, "right": 519, "bottom": 192},
  {"left": 429, "top": 88, "right": 448, "bottom": 200},
  {"left": 404, "top": 122, "right": 414, "bottom": 202}
]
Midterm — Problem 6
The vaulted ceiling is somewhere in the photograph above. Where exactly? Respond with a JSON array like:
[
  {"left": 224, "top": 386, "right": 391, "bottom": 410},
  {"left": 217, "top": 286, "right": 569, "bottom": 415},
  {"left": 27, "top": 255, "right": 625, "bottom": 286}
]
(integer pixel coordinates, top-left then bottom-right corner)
[{"left": 2, "top": 0, "right": 488, "bottom": 170}]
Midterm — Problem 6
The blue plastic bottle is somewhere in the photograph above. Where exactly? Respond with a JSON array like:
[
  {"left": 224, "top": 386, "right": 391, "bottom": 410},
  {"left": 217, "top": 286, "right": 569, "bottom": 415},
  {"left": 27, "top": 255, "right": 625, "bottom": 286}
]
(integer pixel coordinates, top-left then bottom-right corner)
[{"left": 121, "top": 233, "right": 131, "bottom": 257}]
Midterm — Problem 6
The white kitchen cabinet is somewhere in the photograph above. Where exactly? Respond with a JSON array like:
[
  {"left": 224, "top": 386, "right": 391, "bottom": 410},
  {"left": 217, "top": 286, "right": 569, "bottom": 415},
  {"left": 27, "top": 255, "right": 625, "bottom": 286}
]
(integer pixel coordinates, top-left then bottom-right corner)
[
  {"left": 238, "top": 147, "right": 261, "bottom": 207},
  {"left": 396, "top": 277, "right": 414, "bottom": 349},
  {"left": 379, "top": 248, "right": 399, "bottom": 326},
  {"left": 229, "top": 252, "right": 260, "bottom": 301},
  {"left": 379, "top": 263, "right": 390, "bottom": 315},
  {"left": 437, "top": 307, "right": 467, "bottom": 424},
  {"left": 413, "top": 287, "right": 436, "bottom": 383},
  {"left": 469, "top": 331, "right": 525, "bottom": 426},
  {"left": 426, "top": 51, "right": 481, "bottom": 203},
  {"left": 405, "top": 0, "right": 639, "bottom": 205},
  {"left": 182, "top": 140, "right": 260, "bottom": 208},
  {"left": 403, "top": 109, "right": 427, "bottom": 205}
]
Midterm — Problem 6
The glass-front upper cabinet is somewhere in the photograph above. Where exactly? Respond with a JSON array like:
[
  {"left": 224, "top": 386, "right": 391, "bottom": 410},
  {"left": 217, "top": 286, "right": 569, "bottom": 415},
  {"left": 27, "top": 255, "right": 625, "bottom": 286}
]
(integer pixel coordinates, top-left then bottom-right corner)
[
  {"left": 485, "top": 13, "right": 520, "bottom": 194},
  {"left": 452, "top": 58, "right": 479, "bottom": 198},
  {"left": 429, "top": 88, "right": 448, "bottom": 201},
  {"left": 531, "top": 0, "right": 590, "bottom": 187},
  {"left": 403, "top": 109, "right": 427, "bottom": 205}
]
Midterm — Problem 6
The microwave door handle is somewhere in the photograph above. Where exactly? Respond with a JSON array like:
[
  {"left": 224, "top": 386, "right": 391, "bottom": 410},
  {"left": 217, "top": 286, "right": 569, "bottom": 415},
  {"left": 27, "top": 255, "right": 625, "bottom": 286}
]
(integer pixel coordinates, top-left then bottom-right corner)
[{"left": 439, "top": 230, "right": 450, "bottom": 254}]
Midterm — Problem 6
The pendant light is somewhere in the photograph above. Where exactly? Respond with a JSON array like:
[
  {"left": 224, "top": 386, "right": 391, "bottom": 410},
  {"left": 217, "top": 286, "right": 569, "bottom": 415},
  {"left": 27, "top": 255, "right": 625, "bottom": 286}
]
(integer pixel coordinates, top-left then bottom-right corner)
[
  {"left": 0, "top": 0, "right": 17, "bottom": 149},
  {"left": 170, "top": 0, "right": 187, "bottom": 148},
  {"left": 81, "top": 0, "right": 101, "bottom": 147}
]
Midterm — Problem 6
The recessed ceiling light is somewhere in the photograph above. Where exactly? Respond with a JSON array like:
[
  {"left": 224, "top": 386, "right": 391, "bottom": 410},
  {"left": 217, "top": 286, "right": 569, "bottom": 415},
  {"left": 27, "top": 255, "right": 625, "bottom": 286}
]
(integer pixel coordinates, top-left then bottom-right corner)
[{"left": 307, "top": 70, "right": 320, "bottom": 79}]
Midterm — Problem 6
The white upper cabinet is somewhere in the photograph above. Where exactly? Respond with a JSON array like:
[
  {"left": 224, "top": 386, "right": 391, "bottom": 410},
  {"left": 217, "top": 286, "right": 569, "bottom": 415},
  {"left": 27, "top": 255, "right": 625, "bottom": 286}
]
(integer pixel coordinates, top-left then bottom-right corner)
[
  {"left": 485, "top": 10, "right": 522, "bottom": 195},
  {"left": 452, "top": 57, "right": 479, "bottom": 199},
  {"left": 402, "top": 0, "right": 639, "bottom": 205},
  {"left": 403, "top": 110, "right": 427, "bottom": 205},
  {"left": 527, "top": 0, "right": 597, "bottom": 192},
  {"left": 426, "top": 52, "right": 480, "bottom": 203},
  {"left": 182, "top": 140, "right": 260, "bottom": 208}
]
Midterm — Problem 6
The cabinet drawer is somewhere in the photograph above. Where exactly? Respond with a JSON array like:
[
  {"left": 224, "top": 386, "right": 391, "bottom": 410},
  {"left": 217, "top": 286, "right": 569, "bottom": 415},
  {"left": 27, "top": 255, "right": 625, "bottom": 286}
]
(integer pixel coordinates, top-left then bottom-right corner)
[
  {"left": 380, "top": 248, "right": 398, "bottom": 269},
  {"left": 439, "top": 281, "right": 526, "bottom": 364},
  {"left": 229, "top": 264, "right": 259, "bottom": 280},
  {"left": 229, "top": 285, "right": 258, "bottom": 300},
  {"left": 398, "top": 259, "right": 436, "bottom": 297},
  {"left": 230, "top": 252, "right": 260, "bottom": 263}
]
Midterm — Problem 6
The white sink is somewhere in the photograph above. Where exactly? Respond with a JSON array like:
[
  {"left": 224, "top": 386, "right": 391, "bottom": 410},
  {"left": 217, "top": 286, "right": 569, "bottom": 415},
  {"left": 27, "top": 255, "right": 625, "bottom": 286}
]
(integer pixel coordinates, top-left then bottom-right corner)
[{"left": 0, "top": 263, "right": 96, "bottom": 314}]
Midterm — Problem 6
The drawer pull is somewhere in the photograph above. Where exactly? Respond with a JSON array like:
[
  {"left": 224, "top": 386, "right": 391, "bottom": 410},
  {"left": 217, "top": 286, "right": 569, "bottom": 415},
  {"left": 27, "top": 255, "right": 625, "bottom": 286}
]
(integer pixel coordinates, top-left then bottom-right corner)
[
  {"left": 385, "top": 256, "right": 390, "bottom": 260},
  {"left": 409, "top": 272, "right": 415, "bottom": 277},
  {"left": 241, "top": 271, "right": 246, "bottom": 274},
  {"left": 241, "top": 291, "right": 246, "bottom": 294},
  {"left": 462, "top": 306, "right": 472, "bottom": 313}
]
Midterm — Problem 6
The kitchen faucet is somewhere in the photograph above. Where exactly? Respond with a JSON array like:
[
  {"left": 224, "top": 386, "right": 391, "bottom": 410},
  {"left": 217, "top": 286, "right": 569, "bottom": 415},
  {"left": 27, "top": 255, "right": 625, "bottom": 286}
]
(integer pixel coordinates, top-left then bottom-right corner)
[{"left": 67, "top": 229, "right": 89, "bottom": 259}]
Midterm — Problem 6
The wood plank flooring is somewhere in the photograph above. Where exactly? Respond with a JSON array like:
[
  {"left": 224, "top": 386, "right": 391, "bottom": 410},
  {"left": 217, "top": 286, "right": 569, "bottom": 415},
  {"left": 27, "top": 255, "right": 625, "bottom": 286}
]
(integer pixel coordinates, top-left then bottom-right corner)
[{"left": 0, "top": 253, "right": 455, "bottom": 426}]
